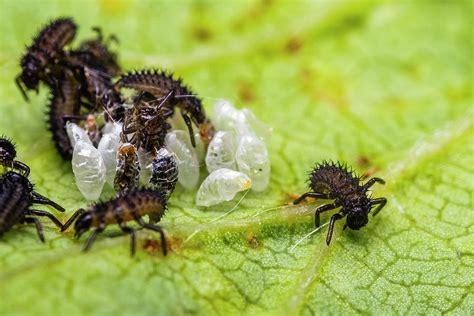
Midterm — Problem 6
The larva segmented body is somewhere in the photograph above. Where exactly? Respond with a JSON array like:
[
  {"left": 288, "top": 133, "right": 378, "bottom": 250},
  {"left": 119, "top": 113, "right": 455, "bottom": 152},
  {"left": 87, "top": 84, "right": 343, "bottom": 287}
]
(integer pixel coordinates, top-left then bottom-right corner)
[
  {"left": 116, "top": 69, "right": 214, "bottom": 147},
  {"left": 0, "top": 171, "right": 65, "bottom": 242},
  {"left": 62, "top": 188, "right": 168, "bottom": 256},
  {"left": 16, "top": 17, "right": 77, "bottom": 100},
  {"left": 294, "top": 161, "right": 387, "bottom": 245}
]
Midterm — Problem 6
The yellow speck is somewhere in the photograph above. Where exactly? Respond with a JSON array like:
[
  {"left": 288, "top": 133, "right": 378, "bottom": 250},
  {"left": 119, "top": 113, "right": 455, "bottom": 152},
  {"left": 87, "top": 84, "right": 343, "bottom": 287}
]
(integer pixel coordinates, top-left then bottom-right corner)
[{"left": 244, "top": 180, "right": 252, "bottom": 190}]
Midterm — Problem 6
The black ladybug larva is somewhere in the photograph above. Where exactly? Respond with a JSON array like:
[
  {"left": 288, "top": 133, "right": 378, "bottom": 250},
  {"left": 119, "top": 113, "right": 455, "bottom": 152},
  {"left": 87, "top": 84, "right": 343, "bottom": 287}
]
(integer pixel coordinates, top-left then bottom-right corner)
[
  {"left": 75, "top": 26, "right": 121, "bottom": 77},
  {"left": 0, "top": 137, "right": 30, "bottom": 176},
  {"left": 0, "top": 171, "right": 65, "bottom": 242},
  {"left": 47, "top": 76, "right": 82, "bottom": 159},
  {"left": 16, "top": 17, "right": 77, "bottom": 101},
  {"left": 115, "top": 69, "right": 215, "bottom": 147},
  {"left": 294, "top": 161, "right": 387, "bottom": 245},
  {"left": 65, "top": 32, "right": 123, "bottom": 118},
  {"left": 62, "top": 188, "right": 168, "bottom": 256}
]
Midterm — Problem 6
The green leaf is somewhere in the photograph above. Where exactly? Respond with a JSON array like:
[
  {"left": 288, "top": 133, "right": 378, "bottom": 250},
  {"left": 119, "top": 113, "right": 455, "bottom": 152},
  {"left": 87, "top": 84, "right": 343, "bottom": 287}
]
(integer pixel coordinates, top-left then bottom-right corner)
[{"left": 0, "top": 0, "right": 472, "bottom": 314}]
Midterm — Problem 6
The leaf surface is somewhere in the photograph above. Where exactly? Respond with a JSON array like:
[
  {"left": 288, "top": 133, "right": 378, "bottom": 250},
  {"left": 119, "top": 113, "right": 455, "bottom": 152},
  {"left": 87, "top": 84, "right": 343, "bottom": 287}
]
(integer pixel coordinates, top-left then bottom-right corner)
[{"left": 0, "top": 1, "right": 472, "bottom": 315}]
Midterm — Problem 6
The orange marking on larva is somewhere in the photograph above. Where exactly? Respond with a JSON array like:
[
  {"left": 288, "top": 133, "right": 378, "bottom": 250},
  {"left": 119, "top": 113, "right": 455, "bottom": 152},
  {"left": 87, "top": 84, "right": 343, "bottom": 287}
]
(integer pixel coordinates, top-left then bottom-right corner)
[{"left": 118, "top": 143, "right": 137, "bottom": 156}]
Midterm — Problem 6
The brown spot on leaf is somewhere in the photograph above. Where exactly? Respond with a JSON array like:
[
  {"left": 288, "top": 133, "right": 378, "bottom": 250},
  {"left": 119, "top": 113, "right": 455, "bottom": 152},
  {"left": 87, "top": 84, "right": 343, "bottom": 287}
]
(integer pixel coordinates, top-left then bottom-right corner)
[
  {"left": 143, "top": 239, "right": 161, "bottom": 254},
  {"left": 285, "top": 36, "right": 303, "bottom": 54},
  {"left": 238, "top": 83, "right": 255, "bottom": 102},
  {"left": 362, "top": 166, "right": 379, "bottom": 179},
  {"left": 356, "top": 156, "right": 371, "bottom": 168},
  {"left": 167, "top": 236, "right": 183, "bottom": 252},
  {"left": 192, "top": 27, "right": 213, "bottom": 42},
  {"left": 246, "top": 231, "right": 261, "bottom": 249},
  {"left": 356, "top": 156, "right": 379, "bottom": 179},
  {"left": 143, "top": 236, "right": 183, "bottom": 255}
]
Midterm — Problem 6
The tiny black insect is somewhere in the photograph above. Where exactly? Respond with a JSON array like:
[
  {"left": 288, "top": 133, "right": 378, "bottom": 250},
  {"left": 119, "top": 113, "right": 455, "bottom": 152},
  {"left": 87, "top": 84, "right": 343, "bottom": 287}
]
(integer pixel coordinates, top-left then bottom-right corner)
[
  {"left": 293, "top": 161, "right": 387, "bottom": 245},
  {"left": 0, "top": 171, "right": 65, "bottom": 242},
  {"left": 115, "top": 69, "right": 215, "bottom": 147},
  {"left": 16, "top": 17, "right": 77, "bottom": 101},
  {"left": 62, "top": 188, "right": 168, "bottom": 256},
  {"left": 0, "top": 137, "right": 30, "bottom": 176}
]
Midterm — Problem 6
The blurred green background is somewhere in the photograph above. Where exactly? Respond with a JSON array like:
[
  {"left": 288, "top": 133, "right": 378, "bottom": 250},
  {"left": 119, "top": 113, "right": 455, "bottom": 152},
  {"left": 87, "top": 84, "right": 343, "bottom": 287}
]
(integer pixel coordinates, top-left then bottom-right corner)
[{"left": 0, "top": 0, "right": 472, "bottom": 315}]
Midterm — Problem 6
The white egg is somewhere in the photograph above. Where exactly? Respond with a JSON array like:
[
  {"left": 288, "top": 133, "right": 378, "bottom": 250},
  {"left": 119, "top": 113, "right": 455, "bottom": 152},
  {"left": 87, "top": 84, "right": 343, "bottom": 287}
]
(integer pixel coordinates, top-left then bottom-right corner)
[{"left": 196, "top": 168, "right": 251, "bottom": 207}]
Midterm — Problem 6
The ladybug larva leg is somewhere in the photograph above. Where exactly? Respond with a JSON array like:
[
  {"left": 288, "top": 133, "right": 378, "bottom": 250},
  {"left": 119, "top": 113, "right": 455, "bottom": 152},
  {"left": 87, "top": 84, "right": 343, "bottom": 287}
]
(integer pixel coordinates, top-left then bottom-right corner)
[
  {"left": 27, "top": 209, "right": 64, "bottom": 230},
  {"left": 118, "top": 223, "right": 137, "bottom": 257},
  {"left": 326, "top": 212, "right": 345, "bottom": 246},
  {"left": 61, "top": 209, "right": 85, "bottom": 231},
  {"left": 135, "top": 216, "right": 167, "bottom": 256},
  {"left": 13, "top": 161, "right": 30, "bottom": 177},
  {"left": 31, "top": 192, "right": 65, "bottom": 212},
  {"left": 314, "top": 203, "right": 339, "bottom": 227},
  {"left": 370, "top": 197, "right": 387, "bottom": 217},
  {"left": 15, "top": 75, "right": 29, "bottom": 101},
  {"left": 293, "top": 192, "right": 328, "bottom": 205},
  {"left": 23, "top": 217, "right": 45, "bottom": 242},
  {"left": 180, "top": 108, "right": 196, "bottom": 148},
  {"left": 83, "top": 225, "right": 105, "bottom": 252},
  {"left": 363, "top": 177, "right": 385, "bottom": 191}
]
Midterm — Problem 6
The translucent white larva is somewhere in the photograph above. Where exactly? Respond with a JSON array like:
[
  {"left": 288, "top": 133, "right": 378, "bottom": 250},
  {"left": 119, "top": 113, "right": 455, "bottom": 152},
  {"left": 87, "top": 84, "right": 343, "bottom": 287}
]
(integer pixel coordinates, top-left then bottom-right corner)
[
  {"left": 165, "top": 130, "right": 199, "bottom": 190},
  {"left": 205, "top": 131, "right": 237, "bottom": 173},
  {"left": 97, "top": 123, "right": 122, "bottom": 186},
  {"left": 72, "top": 139, "right": 106, "bottom": 200},
  {"left": 213, "top": 100, "right": 241, "bottom": 133},
  {"left": 196, "top": 168, "right": 251, "bottom": 207},
  {"left": 235, "top": 134, "right": 270, "bottom": 192},
  {"left": 66, "top": 121, "right": 92, "bottom": 147},
  {"left": 213, "top": 100, "right": 272, "bottom": 141}
]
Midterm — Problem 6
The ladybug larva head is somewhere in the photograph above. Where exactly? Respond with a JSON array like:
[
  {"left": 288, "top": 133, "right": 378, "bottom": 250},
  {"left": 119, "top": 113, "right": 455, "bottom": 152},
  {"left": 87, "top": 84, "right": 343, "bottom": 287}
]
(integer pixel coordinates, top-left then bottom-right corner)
[{"left": 345, "top": 208, "right": 369, "bottom": 230}]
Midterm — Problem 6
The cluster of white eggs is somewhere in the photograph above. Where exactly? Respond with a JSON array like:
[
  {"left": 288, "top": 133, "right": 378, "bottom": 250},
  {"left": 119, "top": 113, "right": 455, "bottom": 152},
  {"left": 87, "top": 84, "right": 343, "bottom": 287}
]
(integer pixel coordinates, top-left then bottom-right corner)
[
  {"left": 196, "top": 100, "right": 272, "bottom": 206},
  {"left": 68, "top": 99, "right": 271, "bottom": 206}
]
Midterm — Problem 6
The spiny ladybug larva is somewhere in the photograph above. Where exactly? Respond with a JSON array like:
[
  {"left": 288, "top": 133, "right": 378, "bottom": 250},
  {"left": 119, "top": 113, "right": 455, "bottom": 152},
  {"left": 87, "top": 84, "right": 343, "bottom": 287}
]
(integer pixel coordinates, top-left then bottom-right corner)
[
  {"left": 121, "top": 91, "right": 172, "bottom": 153},
  {"left": 48, "top": 76, "right": 82, "bottom": 159},
  {"left": 66, "top": 36, "right": 123, "bottom": 118},
  {"left": 0, "top": 171, "right": 65, "bottom": 242},
  {"left": 16, "top": 17, "right": 77, "bottom": 101},
  {"left": 61, "top": 188, "right": 168, "bottom": 256},
  {"left": 293, "top": 161, "right": 387, "bottom": 245},
  {"left": 115, "top": 69, "right": 215, "bottom": 147},
  {"left": 75, "top": 26, "right": 121, "bottom": 76},
  {"left": 0, "top": 137, "right": 30, "bottom": 176}
]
